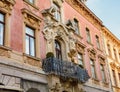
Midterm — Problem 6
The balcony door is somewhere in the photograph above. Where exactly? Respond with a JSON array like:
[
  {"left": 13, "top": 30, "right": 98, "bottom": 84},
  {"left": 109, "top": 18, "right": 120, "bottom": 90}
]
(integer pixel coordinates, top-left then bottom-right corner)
[{"left": 55, "top": 40, "right": 62, "bottom": 60}]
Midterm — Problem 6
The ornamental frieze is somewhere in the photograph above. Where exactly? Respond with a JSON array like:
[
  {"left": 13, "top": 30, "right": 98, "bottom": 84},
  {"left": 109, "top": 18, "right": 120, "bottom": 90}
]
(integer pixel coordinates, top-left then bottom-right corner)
[{"left": 0, "top": 0, "right": 15, "bottom": 14}]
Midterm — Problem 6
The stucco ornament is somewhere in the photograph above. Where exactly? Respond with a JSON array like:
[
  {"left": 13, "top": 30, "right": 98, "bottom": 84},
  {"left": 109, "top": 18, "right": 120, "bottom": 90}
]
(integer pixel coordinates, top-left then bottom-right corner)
[{"left": 50, "top": 83, "right": 61, "bottom": 92}]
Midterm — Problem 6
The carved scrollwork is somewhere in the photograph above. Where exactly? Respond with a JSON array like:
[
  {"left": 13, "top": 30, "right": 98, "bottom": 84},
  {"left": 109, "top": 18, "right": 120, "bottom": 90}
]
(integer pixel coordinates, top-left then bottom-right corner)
[
  {"left": 0, "top": 0, "right": 15, "bottom": 14},
  {"left": 87, "top": 48, "right": 96, "bottom": 60},
  {"left": 22, "top": 8, "right": 41, "bottom": 29}
]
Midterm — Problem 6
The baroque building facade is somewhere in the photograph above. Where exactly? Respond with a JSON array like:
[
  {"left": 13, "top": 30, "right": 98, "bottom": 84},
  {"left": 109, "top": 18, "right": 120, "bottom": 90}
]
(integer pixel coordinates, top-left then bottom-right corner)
[
  {"left": 0, "top": 0, "right": 114, "bottom": 92},
  {"left": 102, "top": 26, "right": 120, "bottom": 92}
]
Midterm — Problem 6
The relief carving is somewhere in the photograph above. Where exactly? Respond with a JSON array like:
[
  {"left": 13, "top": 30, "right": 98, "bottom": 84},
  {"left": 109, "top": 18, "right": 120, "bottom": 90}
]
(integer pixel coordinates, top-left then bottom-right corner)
[
  {"left": 22, "top": 8, "right": 41, "bottom": 29},
  {"left": 0, "top": 0, "right": 15, "bottom": 13},
  {"left": 87, "top": 48, "right": 96, "bottom": 60},
  {"left": 50, "top": 83, "right": 61, "bottom": 92},
  {"left": 0, "top": 74, "right": 21, "bottom": 88},
  {"left": 98, "top": 55, "right": 105, "bottom": 64}
]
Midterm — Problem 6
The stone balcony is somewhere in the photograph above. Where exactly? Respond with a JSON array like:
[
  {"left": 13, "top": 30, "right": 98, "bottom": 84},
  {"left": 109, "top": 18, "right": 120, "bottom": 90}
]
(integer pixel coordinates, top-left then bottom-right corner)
[{"left": 42, "top": 57, "right": 90, "bottom": 83}]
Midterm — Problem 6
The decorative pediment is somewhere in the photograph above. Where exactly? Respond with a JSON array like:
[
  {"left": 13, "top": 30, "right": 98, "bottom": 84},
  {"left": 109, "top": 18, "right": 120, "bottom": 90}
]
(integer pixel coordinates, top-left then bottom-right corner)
[
  {"left": 22, "top": 8, "right": 41, "bottom": 29},
  {"left": 0, "top": 0, "right": 15, "bottom": 14},
  {"left": 110, "top": 62, "right": 117, "bottom": 69},
  {"left": 87, "top": 48, "right": 96, "bottom": 59},
  {"left": 76, "top": 41, "right": 86, "bottom": 54},
  {"left": 98, "top": 54, "right": 105, "bottom": 64}
]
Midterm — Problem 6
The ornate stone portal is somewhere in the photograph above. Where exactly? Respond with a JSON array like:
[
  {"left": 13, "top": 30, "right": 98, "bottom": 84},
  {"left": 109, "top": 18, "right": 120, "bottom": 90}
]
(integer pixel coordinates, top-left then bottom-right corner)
[{"left": 42, "top": 6, "right": 88, "bottom": 92}]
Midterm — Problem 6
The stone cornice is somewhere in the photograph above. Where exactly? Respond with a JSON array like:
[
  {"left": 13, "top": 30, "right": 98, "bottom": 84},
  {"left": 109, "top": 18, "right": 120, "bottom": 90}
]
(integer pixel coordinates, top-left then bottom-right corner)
[
  {"left": 65, "top": 0, "right": 103, "bottom": 30},
  {"left": 102, "top": 26, "right": 120, "bottom": 46}
]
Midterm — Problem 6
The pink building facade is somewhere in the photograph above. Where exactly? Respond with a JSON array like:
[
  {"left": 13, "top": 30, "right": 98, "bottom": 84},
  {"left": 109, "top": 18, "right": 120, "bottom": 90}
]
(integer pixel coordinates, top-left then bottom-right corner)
[{"left": 0, "top": 0, "right": 112, "bottom": 92}]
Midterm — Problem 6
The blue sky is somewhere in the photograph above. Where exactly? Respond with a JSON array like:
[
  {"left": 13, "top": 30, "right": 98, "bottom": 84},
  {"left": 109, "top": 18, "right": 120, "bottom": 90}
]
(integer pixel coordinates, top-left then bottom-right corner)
[{"left": 86, "top": 0, "right": 120, "bottom": 39}]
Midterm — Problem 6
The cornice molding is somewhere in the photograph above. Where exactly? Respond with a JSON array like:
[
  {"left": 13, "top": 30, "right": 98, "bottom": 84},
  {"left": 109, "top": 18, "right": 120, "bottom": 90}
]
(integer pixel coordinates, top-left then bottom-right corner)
[{"left": 65, "top": 0, "right": 103, "bottom": 30}]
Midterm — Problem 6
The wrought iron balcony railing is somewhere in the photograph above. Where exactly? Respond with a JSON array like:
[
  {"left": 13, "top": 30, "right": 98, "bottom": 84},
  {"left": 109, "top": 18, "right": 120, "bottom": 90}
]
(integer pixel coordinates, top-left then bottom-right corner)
[{"left": 42, "top": 57, "right": 90, "bottom": 83}]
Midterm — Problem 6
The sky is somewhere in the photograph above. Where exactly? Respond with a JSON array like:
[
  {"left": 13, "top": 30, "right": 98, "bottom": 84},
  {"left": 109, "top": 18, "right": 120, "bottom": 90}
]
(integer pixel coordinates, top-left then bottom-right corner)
[{"left": 86, "top": 0, "right": 120, "bottom": 39}]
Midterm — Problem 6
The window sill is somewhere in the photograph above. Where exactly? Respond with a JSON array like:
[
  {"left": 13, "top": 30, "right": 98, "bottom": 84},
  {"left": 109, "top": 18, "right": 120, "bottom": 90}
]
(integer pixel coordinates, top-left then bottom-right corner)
[
  {"left": 23, "top": 53, "right": 40, "bottom": 61},
  {"left": 23, "top": 0, "right": 39, "bottom": 10},
  {"left": 86, "top": 41, "right": 93, "bottom": 46},
  {"left": 0, "top": 45, "right": 12, "bottom": 51},
  {"left": 97, "top": 48, "right": 103, "bottom": 52},
  {"left": 74, "top": 33, "right": 83, "bottom": 39}
]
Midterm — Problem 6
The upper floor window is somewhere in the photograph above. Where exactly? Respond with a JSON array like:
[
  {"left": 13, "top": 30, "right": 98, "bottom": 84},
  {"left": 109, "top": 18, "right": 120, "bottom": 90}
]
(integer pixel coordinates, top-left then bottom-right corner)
[
  {"left": 96, "top": 35, "right": 100, "bottom": 49},
  {"left": 100, "top": 64, "right": 106, "bottom": 82},
  {"left": 112, "top": 70, "right": 117, "bottom": 86},
  {"left": 90, "top": 59, "right": 96, "bottom": 79},
  {"left": 107, "top": 44, "right": 111, "bottom": 56},
  {"left": 0, "top": 13, "right": 5, "bottom": 45},
  {"left": 25, "top": 26, "right": 35, "bottom": 56},
  {"left": 77, "top": 53, "right": 84, "bottom": 67},
  {"left": 86, "top": 28, "right": 91, "bottom": 43},
  {"left": 55, "top": 40, "right": 62, "bottom": 60},
  {"left": 73, "top": 19, "right": 79, "bottom": 34},
  {"left": 113, "top": 49, "right": 117, "bottom": 60},
  {"left": 27, "top": 0, "right": 34, "bottom": 4},
  {"left": 53, "top": 2, "right": 61, "bottom": 21}
]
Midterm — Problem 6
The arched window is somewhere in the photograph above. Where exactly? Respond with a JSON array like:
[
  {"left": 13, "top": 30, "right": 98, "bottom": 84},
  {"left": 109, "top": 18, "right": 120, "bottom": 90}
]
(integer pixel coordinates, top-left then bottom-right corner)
[{"left": 55, "top": 40, "right": 62, "bottom": 60}]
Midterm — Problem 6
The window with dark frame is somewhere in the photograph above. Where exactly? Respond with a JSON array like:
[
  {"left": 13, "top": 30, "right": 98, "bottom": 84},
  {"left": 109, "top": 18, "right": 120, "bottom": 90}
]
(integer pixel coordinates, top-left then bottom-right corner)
[
  {"left": 53, "top": 2, "right": 61, "bottom": 21},
  {"left": 55, "top": 40, "right": 62, "bottom": 60},
  {"left": 90, "top": 59, "right": 96, "bottom": 79},
  {"left": 112, "top": 70, "right": 117, "bottom": 86},
  {"left": 113, "top": 49, "right": 117, "bottom": 60},
  {"left": 96, "top": 35, "right": 100, "bottom": 49},
  {"left": 73, "top": 19, "right": 79, "bottom": 34},
  {"left": 77, "top": 53, "right": 84, "bottom": 67},
  {"left": 86, "top": 28, "right": 91, "bottom": 43},
  {"left": 100, "top": 64, "right": 106, "bottom": 82},
  {"left": 25, "top": 26, "right": 35, "bottom": 57},
  {"left": 0, "top": 13, "right": 5, "bottom": 45},
  {"left": 107, "top": 44, "right": 111, "bottom": 56}
]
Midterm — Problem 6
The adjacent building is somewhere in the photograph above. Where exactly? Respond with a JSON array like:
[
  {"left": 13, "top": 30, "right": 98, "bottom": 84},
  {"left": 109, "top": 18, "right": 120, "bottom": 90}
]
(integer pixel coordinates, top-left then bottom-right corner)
[
  {"left": 102, "top": 26, "right": 120, "bottom": 92},
  {"left": 0, "top": 0, "right": 116, "bottom": 92}
]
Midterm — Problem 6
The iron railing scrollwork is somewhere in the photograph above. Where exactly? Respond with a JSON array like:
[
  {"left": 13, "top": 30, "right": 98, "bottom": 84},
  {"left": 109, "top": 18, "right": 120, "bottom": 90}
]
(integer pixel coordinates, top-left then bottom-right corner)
[{"left": 42, "top": 57, "right": 90, "bottom": 83}]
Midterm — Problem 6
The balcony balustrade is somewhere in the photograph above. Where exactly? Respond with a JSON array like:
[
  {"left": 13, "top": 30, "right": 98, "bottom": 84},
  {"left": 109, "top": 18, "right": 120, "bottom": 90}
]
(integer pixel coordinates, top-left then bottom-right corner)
[{"left": 42, "top": 57, "right": 90, "bottom": 83}]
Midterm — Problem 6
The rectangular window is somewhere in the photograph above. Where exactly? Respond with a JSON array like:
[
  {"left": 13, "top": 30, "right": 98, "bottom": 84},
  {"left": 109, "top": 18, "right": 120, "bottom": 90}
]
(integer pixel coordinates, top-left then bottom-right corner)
[
  {"left": 0, "top": 13, "right": 5, "bottom": 45},
  {"left": 96, "top": 35, "right": 100, "bottom": 49},
  {"left": 107, "top": 44, "right": 111, "bottom": 56},
  {"left": 25, "top": 26, "right": 35, "bottom": 56},
  {"left": 73, "top": 19, "right": 79, "bottom": 34},
  {"left": 112, "top": 70, "right": 117, "bottom": 86},
  {"left": 77, "top": 53, "right": 83, "bottom": 67},
  {"left": 113, "top": 49, "right": 117, "bottom": 60},
  {"left": 90, "top": 59, "right": 96, "bottom": 79},
  {"left": 53, "top": 3, "right": 61, "bottom": 21},
  {"left": 86, "top": 28, "right": 91, "bottom": 43},
  {"left": 100, "top": 64, "right": 106, "bottom": 82}
]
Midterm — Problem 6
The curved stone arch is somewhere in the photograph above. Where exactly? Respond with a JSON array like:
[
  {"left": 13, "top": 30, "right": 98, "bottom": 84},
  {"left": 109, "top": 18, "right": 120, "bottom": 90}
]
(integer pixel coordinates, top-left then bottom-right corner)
[
  {"left": 27, "top": 88, "right": 40, "bottom": 92},
  {"left": 54, "top": 36, "right": 68, "bottom": 60}
]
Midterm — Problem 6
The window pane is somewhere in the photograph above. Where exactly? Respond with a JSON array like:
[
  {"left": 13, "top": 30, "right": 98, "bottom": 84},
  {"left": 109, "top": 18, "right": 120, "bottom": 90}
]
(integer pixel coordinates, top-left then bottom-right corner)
[
  {"left": 30, "top": 37, "right": 35, "bottom": 56},
  {"left": 0, "top": 13, "right": 4, "bottom": 22},
  {"left": 26, "top": 27, "right": 34, "bottom": 36},
  {"left": 28, "top": 0, "right": 34, "bottom": 4},
  {"left": 78, "top": 54, "right": 83, "bottom": 65},
  {"left": 25, "top": 36, "right": 29, "bottom": 54},
  {"left": 0, "top": 24, "right": 4, "bottom": 45}
]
